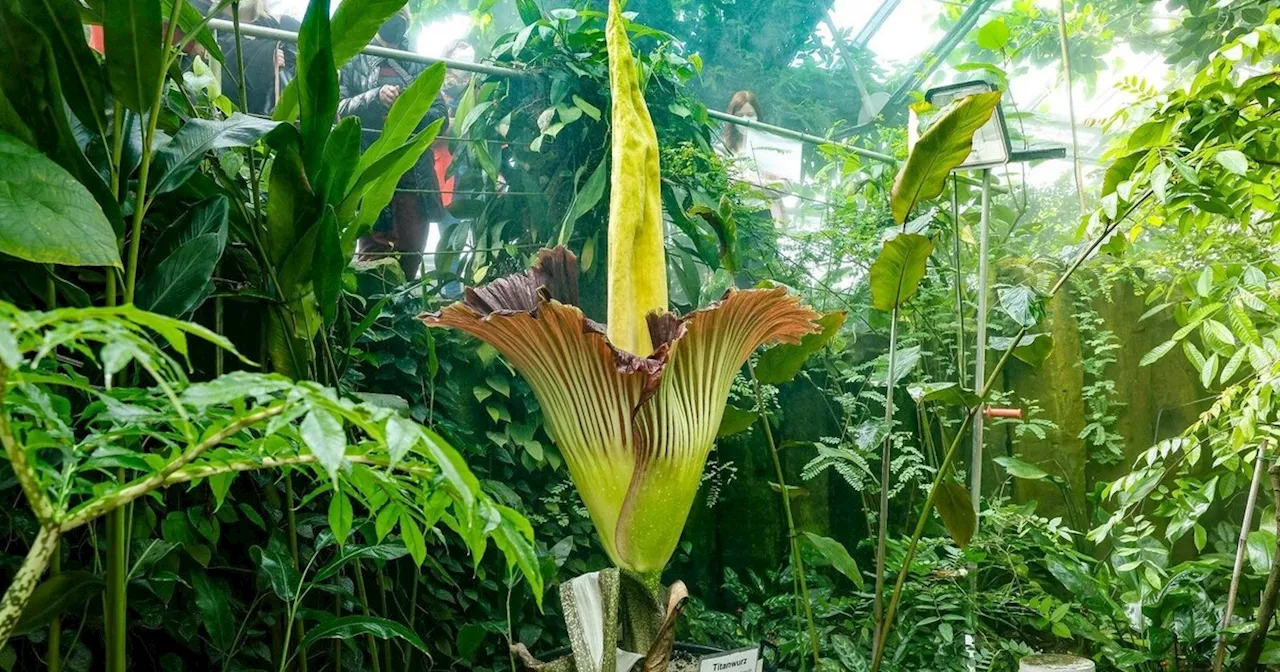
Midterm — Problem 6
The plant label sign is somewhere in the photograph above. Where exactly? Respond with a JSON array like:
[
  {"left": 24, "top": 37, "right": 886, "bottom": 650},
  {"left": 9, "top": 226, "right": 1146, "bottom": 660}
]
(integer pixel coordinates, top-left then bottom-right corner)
[{"left": 698, "top": 646, "right": 761, "bottom": 672}]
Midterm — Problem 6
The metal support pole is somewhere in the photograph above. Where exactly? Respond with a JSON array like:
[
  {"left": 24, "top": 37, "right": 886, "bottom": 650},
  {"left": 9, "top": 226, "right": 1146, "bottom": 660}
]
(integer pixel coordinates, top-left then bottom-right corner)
[
  {"left": 205, "top": 18, "right": 537, "bottom": 79},
  {"left": 970, "top": 169, "right": 991, "bottom": 514}
]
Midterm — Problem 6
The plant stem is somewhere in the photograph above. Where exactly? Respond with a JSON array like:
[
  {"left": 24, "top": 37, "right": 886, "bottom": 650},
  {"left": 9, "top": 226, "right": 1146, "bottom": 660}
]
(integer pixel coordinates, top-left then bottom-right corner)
[
  {"left": 284, "top": 475, "right": 308, "bottom": 672},
  {"left": 0, "top": 526, "right": 61, "bottom": 649},
  {"left": 231, "top": 3, "right": 265, "bottom": 228},
  {"left": 1215, "top": 441, "right": 1269, "bottom": 672},
  {"left": 1242, "top": 463, "right": 1280, "bottom": 671},
  {"left": 105, "top": 490, "right": 127, "bottom": 672},
  {"left": 748, "top": 362, "right": 820, "bottom": 669},
  {"left": 353, "top": 560, "right": 382, "bottom": 672},
  {"left": 124, "top": 0, "right": 187, "bottom": 303},
  {"left": 48, "top": 547, "right": 60, "bottom": 672},
  {"left": 871, "top": 307, "right": 899, "bottom": 661},
  {"left": 405, "top": 564, "right": 419, "bottom": 672}
]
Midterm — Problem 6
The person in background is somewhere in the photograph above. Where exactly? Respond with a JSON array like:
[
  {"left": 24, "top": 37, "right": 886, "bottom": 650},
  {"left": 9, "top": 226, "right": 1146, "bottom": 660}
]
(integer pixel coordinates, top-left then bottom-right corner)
[
  {"left": 722, "top": 90, "right": 762, "bottom": 155},
  {"left": 217, "top": 0, "right": 298, "bottom": 114},
  {"left": 720, "top": 90, "right": 793, "bottom": 227},
  {"left": 340, "top": 9, "right": 450, "bottom": 279}
]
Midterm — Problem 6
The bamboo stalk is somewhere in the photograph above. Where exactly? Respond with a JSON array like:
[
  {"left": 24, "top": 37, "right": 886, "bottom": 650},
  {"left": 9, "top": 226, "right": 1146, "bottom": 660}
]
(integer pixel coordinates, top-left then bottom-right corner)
[
  {"left": 1241, "top": 463, "right": 1280, "bottom": 671},
  {"left": 1216, "top": 440, "right": 1270, "bottom": 671}
]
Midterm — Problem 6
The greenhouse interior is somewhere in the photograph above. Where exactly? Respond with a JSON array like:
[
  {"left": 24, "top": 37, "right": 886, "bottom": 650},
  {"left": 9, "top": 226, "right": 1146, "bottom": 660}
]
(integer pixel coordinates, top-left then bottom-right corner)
[{"left": 0, "top": 0, "right": 1277, "bottom": 669}]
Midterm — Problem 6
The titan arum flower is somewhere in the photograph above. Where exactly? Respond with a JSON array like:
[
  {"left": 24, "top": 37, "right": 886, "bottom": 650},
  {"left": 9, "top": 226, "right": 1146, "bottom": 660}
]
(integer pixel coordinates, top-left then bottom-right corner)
[{"left": 421, "top": 0, "right": 819, "bottom": 580}]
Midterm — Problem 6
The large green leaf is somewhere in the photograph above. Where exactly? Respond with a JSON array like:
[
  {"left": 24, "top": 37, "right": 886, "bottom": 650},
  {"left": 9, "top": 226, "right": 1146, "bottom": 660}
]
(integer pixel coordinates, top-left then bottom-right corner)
[
  {"left": 13, "top": 571, "right": 103, "bottom": 635},
  {"left": 297, "top": 615, "right": 428, "bottom": 653},
  {"left": 355, "top": 62, "right": 446, "bottom": 176},
  {"left": 317, "top": 116, "right": 362, "bottom": 205},
  {"left": 869, "top": 233, "right": 933, "bottom": 311},
  {"left": 151, "top": 114, "right": 280, "bottom": 195},
  {"left": 312, "top": 206, "right": 344, "bottom": 326},
  {"left": 994, "top": 455, "right": 1051, "bottom": 481},
  {"left": 252, "top": 544, "right": 301, "bottom": 602},
  {"left": 347, "top": 121, "right": 443, "bottom": 246},
  {"left": 296, "top": 0, "right": 338, "bottom": 182},
  {"left": 0, "top": 3, "right": 123, "bottom": 235},
  {"left": 149, "top": 195, "right": 229, "bottom": 261},
  {"left": 803, "top": 532, "right": 865, "bottom": 589},
  {"left": 490, "top": 505, "right": 544, "bottom": 608},
  {"left": 989, "top": 332, "right": 1055, "bottom": 367},
  {"left": 103, "top": 0, "right": 162, "bottom": 113},
  {"left": 934, "top": 480, "right": 976, "bottom": 548},
  {"left": 135, "top": 233, "right": 224, "bottom": 317},
  {"left": 890, "top": 91, "right": 1002, "bottom": 223},
  {"left": 754, "top": 311, "right": 846, "bottom": 384},
  {"left": 716, "top": 405, "right": 757, "bottom": 438},
  {"left": 191, "top": 570, "right": 235, "bottom": 652},
  {"left": 330, "top": 0, "right": 408, "bottom": 65},
  {"left": 312, "top": 543, "right": 410, "bottom": 584},
  {"left": 22, "top": 0, "right": 108, "bottom": 133},
  {"left": 997, "top": 285, "right": 1043, "bottom": 329},
  {"left": 908, "top": 382, "right": 980, "bottom": 407},
  {"left": 0, "top": 131, "right": 120, "bottom": 267}
]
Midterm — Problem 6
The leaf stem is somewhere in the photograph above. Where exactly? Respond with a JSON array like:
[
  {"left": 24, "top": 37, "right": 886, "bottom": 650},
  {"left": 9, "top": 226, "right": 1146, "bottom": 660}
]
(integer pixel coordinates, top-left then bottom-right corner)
[{"left": 748, "top": 361, "right": 820, "bottom": 669}]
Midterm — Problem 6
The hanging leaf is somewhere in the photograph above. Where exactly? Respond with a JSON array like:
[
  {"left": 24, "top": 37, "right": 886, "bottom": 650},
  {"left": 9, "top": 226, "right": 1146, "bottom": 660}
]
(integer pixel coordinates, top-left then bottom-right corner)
[
  {"left": 1140, "top": 339, "right": 1177, "bottom": 367},
  {"left": 103, "top": 0, "right": 162, "bottom": 113},
  {"left": 988, "top": 332, "right": 1054, "bottom": 367},
  {"left": 134, "top": 233, "right": 223, "bottom": 317},
  {"left": 754, "top": 311, "right": 846, "bottom": 384},
  {"left": 558, "top": 160, "right": 608, "bottom": 246},
  {"left": 0, "top": 131, "right": 120, "bottom": 267},
  {"left": 997, "top": 285, "right": 1043, "bottom": 328},
  {"left": 12, "top": 571, "right": 103, "bottom": 636},
  {"left": 192, "top": 570, "right": 235, "bottom": 652},
  {"left": 312, "top": 206, "right": 344, "bottom": 326},
  {"left": 151, "top": 114, "right": 281, "bottom": 195},
  {"left": 251, "top": 545, "right": 301, "bottom": 602},
  {"left": 716, "top": 405, "right": 758, "bottom": 438},
  {"left": 908, "top": 382, "right": 980, "bottom": 407},
  {"left": 1215, "top": 149, "right": 1249, "bottom": 176},
  {"left": 297, "top": 615, "right": 428, "bottom": 653},
  {"left": 890, "top": 91, "right": 1002, "bottom": 223},
  {"left": 994, "top": 455, "right": 1051, "bottom": 481},
  {"left": 300, "top": 409, "right": 347, "bottom": 481},
  {"left": 148, "top": 195, "right": 229, "bottom": 261},
  {"left": 803, "top": 532, "right": 865, "bottom": 589},
  {"left": 934, "top": 480, "right": 976, "bottom": 548},
  {"left": 328, "top": 489, "right": 354, "bottom": 547},
  {"left": 869, "top": 233, "right": 933, "bottom": 311},
  {"left": 870, "top": 345, "right": 922, "bottom": 386},
  {"left": 317, "top": 117, "right": 363, "bottom": 205}
]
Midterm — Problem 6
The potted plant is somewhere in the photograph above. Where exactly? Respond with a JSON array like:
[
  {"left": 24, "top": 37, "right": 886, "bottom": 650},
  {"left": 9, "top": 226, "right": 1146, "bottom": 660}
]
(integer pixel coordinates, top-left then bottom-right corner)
[{"left": 421, "top": 0, "right": 821, "bottom": 668}]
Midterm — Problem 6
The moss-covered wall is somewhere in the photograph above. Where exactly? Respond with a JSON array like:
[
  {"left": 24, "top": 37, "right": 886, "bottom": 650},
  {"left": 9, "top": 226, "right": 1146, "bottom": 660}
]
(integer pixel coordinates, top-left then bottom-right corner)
[{"left": 678, "top": 277, "right": 1207, "bottom": 600}]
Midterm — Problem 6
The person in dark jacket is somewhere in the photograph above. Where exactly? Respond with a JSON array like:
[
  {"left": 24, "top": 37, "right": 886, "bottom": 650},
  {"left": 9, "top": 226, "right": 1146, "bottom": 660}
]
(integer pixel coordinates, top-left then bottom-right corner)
[
  {"left": 217, "top": 0, "right": 298, "bottom": 115},
  {"left": 340, "top": 9, "right": 450, "bottom": 279}
]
